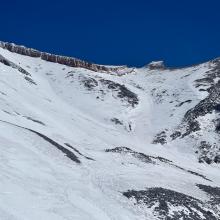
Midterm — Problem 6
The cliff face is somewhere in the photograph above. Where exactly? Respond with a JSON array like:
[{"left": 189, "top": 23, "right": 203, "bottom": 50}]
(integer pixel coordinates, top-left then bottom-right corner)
[{"left": 0, "top": 41, "right": 125, "bottom": 73}]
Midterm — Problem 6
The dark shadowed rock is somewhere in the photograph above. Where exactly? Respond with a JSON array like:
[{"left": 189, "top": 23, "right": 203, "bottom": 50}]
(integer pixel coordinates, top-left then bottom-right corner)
[
  {"left": 0, "top": 54, "right": 37, "bottom": 85},
  {"left": 100, "top": 79, "right": 139, "bottom": 107},
  {"left": 82, "top": 77, "right": 98, "bottom": 90},
  {"left": 64, "top": 143, "right": 94, "bottom": 161},
  {"left": 111, "top": 118, "right": 123, "bottom": 125},
  {"left": 197, "top": 184, "right": 220, "bottom": 208},
  {"left": 105, "top": 147, "right": 155, "bottom": 164},
  {"left": 152, "top": 131, "right": 167, "bottom": 145},
  {"left": 123, "top": 187, "right": 218, "bottom": 220},
  {"left": 198, "top": 141, "right": 220, "bottom": 164}
]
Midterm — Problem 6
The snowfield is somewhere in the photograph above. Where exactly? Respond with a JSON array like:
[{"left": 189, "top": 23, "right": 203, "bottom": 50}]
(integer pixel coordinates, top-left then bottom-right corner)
[{"left": 0, "top": 42, "right": 220, "bottom": 220}]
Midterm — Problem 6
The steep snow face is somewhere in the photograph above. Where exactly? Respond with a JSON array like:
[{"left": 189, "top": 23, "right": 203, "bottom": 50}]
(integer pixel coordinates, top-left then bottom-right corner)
[{"left": 0, "top": 44, "right": 219, "bottom": 220}]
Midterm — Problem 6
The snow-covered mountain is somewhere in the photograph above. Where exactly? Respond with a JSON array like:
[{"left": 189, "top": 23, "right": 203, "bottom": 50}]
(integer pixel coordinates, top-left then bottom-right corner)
[{"left": 0, "top": 41, "right": 220, "bottom": 220}]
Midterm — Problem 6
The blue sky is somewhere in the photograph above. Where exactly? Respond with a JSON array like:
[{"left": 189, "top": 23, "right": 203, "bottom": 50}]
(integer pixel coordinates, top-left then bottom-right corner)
[{"left": 1, "top": 0, "right": 220, "bottom": 67}]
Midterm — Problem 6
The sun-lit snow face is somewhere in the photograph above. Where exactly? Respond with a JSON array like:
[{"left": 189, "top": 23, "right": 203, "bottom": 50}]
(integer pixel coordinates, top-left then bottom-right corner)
[{"left": 0, "top": 43, "right": 219, "bottom": 220}]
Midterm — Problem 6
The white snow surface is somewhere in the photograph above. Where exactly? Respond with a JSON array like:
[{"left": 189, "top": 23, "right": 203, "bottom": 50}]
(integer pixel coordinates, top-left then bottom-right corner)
[{"left": 0, "top": 47, "right": 219, "bottom": 220}]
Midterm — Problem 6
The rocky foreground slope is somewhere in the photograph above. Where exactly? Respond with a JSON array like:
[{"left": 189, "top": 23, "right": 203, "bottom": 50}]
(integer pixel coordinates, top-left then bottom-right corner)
[{"left": 0, "top": 41, "right": 219, "bottom": 220}]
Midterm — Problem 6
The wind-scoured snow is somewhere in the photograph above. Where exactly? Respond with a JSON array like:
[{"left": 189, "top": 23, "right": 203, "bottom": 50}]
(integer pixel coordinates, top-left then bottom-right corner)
[{"left": 0, "top": 44, "right": 219, "bottom": 220}]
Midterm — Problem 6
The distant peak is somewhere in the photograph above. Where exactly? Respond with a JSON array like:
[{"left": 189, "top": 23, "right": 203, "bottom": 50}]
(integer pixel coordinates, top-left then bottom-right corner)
[{"left": 147, "top": 61, "right": 165, "bottom": 70}]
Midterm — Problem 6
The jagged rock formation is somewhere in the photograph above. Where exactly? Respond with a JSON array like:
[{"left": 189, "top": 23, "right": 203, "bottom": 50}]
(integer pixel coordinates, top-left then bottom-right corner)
[{"left": 0, "top": 41, "right": 126, "bottom": 73}]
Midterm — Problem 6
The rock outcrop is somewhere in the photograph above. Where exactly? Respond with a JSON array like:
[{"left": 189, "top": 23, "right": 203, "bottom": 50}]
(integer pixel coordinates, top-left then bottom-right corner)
[
  {"left": 0, "top": 41, "right": 126, "bottom": 73},
  {"left": 123, "top": 186, "right": 219, "bottom": 220},
  {"left": 147, "top": 61, "right": 165, "bottom": 70}
]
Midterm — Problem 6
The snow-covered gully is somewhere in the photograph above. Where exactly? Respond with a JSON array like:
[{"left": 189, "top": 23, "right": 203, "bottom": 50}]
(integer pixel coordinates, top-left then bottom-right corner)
[{"left": 0, "top": 42, "right": 220, "bottom": 219}]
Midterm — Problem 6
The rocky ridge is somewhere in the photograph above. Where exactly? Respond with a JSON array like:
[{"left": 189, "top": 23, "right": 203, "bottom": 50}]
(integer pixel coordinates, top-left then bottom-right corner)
[{"left": 0, "top": 41, "right": 127, "bottom": 73}]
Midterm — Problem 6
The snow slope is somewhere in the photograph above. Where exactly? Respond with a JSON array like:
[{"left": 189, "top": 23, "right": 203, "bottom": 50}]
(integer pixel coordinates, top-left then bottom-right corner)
[{"left": 0, "top": 42, "right": 220, "bottom": 220}]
